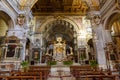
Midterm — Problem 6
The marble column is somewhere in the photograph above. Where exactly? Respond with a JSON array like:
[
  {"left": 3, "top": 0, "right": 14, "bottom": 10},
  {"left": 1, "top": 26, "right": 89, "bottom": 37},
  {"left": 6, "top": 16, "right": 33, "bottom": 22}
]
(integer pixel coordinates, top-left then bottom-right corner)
[
  {"left": 21, "top": 37, "right": 27, "bottom": 60},
  {"left": 91, "top": 13, "right": 107, "bottom": 69},
  {"left": 105, "top": 30, "right": 112, "bottom": 43},
  {"left": 40, "top": 33, "right": 43, "bottom": 63}
]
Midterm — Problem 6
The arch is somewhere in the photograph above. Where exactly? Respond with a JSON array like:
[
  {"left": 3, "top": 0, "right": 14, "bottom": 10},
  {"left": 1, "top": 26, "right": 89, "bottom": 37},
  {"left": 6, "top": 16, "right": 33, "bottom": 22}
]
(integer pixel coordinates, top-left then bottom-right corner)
[
  {"left": 0, "top": 11, "right": 12, "bottom": 25},
  {"left": 36, "top": 16, "right": 80, "bottom": 33},
  {"left": 104, "top": 10, "right": 120, "bottom": 30},
  {"left": 43, "top": 20, "right": 74, "bottom": 41},
  {"left": 0, "top": 4, "right": 15, "bottom": 29},
  {"left": 0, "top": 11, "right": 15, "bottom": 36}
]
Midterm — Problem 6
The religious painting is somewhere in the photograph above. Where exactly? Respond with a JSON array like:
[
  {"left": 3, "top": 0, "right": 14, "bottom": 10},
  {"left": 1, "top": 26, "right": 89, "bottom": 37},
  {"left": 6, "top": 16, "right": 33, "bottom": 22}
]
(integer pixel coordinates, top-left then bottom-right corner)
[
  {"left": 6, "top": 45, "right": 16, "bottom": 57},
  {"left": 78, "top": 48, "right": 86, "bottom": 60},
  {"left": 32, "top": 48, "right": 40, "bottom": 60}
]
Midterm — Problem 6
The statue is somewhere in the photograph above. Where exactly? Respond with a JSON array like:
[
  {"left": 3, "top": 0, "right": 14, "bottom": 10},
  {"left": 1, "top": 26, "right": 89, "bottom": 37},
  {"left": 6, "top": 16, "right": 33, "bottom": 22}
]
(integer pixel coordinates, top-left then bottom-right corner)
[
  {"left": 69, "top": 47, "right": 73, "bottom": 55},
  {"left": 53, "top": 37, "right": 66, "bottom": 62}
]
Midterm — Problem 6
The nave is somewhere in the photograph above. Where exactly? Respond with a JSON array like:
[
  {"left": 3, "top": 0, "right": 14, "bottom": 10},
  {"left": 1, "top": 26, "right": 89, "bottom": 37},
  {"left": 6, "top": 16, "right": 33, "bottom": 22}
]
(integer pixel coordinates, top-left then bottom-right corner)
[
  {"left": 0, "top": 65, "right": 120, "bottom": 80},
  {"left": 0, "top": 0, "right": 120, "bottom": 80}
]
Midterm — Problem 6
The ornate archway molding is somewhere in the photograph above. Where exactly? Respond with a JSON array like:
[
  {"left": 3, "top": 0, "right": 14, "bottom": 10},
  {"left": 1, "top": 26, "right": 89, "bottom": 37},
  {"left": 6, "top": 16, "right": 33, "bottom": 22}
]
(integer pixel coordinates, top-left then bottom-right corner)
[
  {"left": 0, "top": 2, "right": 15, "bottom": 29},
  {"left": 36, "top": 16, "right": 80, "bottom": 33},
  {"left": 104, "top": 10, "right": 120, "bottom": 30}
]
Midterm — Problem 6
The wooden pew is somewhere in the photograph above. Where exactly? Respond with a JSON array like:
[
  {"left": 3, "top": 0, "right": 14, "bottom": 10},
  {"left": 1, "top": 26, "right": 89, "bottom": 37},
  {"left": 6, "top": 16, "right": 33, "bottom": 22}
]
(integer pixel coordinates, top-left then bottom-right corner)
[
  {"left": 80, "top": 74, "right": 120, "bottom": 80},
  {"left": 19, "top": 72, "right": 42, "bottom": 80},
  {"left": 7, "top": 76, "right": 36, "bottom": 80},
  {"left": 79, "top": 75, "right": 115, "bottom": 80},
  {"left": 70, "top": 65, "right": 93, "bottom": 71},
  {"left": 114, "top": 74, "right": 120, "bottom": 80},
  {"left": 29, "top": 66, "right": 51, "bottom": 70},
  {"left": 70, "top": 65, "right": 95, "bottom": 79},
  {"left": 0, "top": 70, "right": 10, "bottom": 76},
  {"left": 29, "top": 66, "right": 50, "bottom": 80},
  {"left": 70, "top": 65, "right": 114, "bottom": 80},
  {"left": 10, "top": 69, "right": 43, "bottom": 80},
  {"left": 0, "top": 76, "right": 7, "bottom": 80}
]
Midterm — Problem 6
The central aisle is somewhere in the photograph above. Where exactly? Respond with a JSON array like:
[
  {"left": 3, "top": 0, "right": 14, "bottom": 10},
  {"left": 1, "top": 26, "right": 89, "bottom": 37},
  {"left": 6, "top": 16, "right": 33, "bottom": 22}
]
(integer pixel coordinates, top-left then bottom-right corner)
[{"left": 47, "top": 62, "right": 76, "bottom": 80}]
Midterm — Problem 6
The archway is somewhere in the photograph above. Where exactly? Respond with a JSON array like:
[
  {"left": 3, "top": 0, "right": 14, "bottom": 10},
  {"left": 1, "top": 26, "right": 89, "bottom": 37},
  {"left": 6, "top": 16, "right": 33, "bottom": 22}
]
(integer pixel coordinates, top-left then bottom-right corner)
[
  {"left": 0, "top": 11, "right": 14, "bottom": 36},
  {"left": 0, "top": 11, "right": 14, "bottom": 59},
  {"left": 36, "top": 16, "right": 79, "bottom": 53},
  {"left": 105, "top": 12, "right": 120, "bottom": 70},
  {"left": 33, "top": 16, "right": 80, "bottom": 63}
]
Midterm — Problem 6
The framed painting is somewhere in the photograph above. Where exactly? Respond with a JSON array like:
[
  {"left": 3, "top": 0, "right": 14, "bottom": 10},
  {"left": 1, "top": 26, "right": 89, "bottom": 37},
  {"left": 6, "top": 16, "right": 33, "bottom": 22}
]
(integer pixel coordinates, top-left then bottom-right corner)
[
  {"left": 4, "top": 44, "right": 21, "bottom": 59},
  {"left": 6, "top": 45, "right": 16, "bottom": 57},
  {"left": 32, "top": 48, "right": 40, "bottom": 60}
]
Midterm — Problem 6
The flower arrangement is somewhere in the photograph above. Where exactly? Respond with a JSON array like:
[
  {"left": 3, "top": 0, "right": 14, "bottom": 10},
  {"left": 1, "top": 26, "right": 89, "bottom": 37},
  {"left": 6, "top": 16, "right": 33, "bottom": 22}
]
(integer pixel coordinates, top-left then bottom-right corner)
[
  {"left": 47, "top": 61, "right": 57, "bottom": 66},
  {"left": 63, "top": 60, "right": 73, "bottom": 66},
  {"left": 21, "top": 61, "right": 29, "bottom": 72},
  {"left": 89, "top": 60, "right": 98, "bottom": 68},
  {"left": 21, "top": 61, "right": 29, "bottom": 68}
]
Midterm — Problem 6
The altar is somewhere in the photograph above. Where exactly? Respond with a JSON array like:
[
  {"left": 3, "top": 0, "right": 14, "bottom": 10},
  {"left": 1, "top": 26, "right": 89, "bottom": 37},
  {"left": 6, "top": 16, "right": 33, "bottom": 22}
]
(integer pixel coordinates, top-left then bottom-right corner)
[
  {"left": 46, "top": 37, "right": 73, "bottom": 62},
  {"left": 53, "top": 37, "right": 66, "bottom": 62}
]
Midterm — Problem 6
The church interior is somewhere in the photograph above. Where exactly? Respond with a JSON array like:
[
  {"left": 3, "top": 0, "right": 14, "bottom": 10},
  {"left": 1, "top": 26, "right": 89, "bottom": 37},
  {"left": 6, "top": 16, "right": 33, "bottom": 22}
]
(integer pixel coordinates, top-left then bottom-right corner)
[{"left": 0, "top": 0, "right": 120, "bottom": 80}]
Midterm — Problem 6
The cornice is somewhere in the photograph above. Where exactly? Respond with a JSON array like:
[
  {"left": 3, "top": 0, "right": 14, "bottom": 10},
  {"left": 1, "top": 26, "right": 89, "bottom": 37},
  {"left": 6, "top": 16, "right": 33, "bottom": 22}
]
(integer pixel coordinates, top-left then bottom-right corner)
[{"left": 33, "top": 12, "right": 87, "bottom": 16}]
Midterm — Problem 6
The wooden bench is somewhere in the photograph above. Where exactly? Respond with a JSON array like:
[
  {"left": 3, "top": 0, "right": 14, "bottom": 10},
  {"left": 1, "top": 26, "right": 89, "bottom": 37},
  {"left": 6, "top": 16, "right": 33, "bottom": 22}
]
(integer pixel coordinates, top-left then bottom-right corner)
[
  {"left": 29, "top": 66, "right": 51, "bottom": 70},
  {"left": 28, "top": 70, "right": 49, "bottom": 80},
  {"left": 80, "top": 74, "right": 120, "bottom": 80},
  {"left": 84, "top": 75, "right": 115, "bottom": 80},
  {"left": 7, "top": 76, "right": 36, "bottom": 80},
  {"left": 0, "top": 70, "right": 11, "bottom": 76},
  {"left": 113, "top": 74, "right": 120, "bottom": 80},
  {"left": 29, "top": 66, "right": 51, "bottom": 80},
  {"left": 72, "top": 71, "right": 104, "bottom": 80},
  {"left": 19, "top": 72, "right": 42, "bottom": 80},
  {"left": 70, "top": 65, "right": 93, "bottom": 71},
  {"left": 70, "top": 65, "right": 93, "bottom": 80},
  {"left": 0, "top": 76, "right": 8, "bottom": 80}
]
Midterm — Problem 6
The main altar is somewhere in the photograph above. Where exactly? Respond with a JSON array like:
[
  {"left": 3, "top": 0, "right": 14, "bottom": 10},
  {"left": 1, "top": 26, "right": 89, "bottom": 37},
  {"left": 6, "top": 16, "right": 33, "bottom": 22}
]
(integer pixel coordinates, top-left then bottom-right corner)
[
  {"left": 45, "top": 37, "right": 75, "bottom": 80},
  {"left": 53, "top": 37, "right": 66, "bottom": 62},
  {"left": 46, "top": 37, "right": 73, "bottom": 63}
]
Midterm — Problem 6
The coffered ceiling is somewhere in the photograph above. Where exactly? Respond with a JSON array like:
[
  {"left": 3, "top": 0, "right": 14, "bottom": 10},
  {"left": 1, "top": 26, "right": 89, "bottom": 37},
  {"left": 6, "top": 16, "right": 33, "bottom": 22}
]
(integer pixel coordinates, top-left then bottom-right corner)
[
  {"left": 32, "top": 0, "right": 89, "bottom": 15},
  {"left": 16, "top": 0, "right": 102, "bottom": 15}
]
